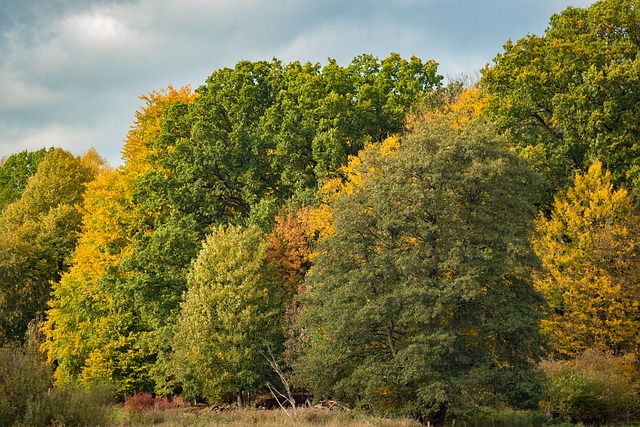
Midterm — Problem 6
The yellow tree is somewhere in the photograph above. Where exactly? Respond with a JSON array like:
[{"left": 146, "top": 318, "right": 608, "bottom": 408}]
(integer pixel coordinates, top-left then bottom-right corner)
[
  {"left": 42, "top": 86, "right": 195, "bottom": 391},
  {"left": 406, "top": 85, "right": 487, "bottom": 133},
  {"left": 533, "top": 161, "right": 640, "bottom": 356},
  {"left": 309, "top": 135, "right": 401, "bottom": 241}
]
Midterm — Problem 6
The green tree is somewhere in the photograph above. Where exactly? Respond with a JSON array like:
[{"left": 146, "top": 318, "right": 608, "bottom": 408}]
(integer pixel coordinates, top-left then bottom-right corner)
[
  {"left": 154, "top": 54, "right": 441, "bottom": 226},
  {"left": 173, "top": 225, "right": 287, "bottom": 404},
  {"left": 0, "top": 149, "right": 100, "bottom": 344},
  {"left": 533, "top": 161, "right": 640, "bottom": 357},
  {"left": 0, "top": 148, "right": 51, "bottom": 213},
  {"left": 481, "top": 0, "right": 640, "bottom": 195},
  {"left": 295, "top": 117, "right": 544, "bottom": 424}
]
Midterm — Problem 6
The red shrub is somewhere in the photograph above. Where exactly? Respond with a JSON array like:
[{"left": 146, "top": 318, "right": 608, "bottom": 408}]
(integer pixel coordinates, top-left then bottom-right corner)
[{"left": 124, "top": 392, "right": 155, "bottom": 412}]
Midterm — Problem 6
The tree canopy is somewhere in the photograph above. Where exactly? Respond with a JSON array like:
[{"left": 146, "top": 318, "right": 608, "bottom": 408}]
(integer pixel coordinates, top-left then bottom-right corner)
[
  {"left": 42, "top": 55, "right": 442, "bottom": 396},
  {"left": 296, "top": 116, "right": 545, "bottom": 423},
  {"left": 481, "top": 0, "right": 640, "bottom": 196}
]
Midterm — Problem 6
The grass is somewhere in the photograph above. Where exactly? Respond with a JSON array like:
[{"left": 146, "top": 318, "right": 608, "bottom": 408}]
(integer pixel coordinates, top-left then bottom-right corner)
[
  {"left": 110, "top": 405, "right": 422, "bottom": 427},
  {"left": 105, "top": 402, "right": 640, "bottom": 427}
]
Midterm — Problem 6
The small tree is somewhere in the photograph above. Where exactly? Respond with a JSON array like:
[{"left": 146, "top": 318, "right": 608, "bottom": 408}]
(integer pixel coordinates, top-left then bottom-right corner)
[{"left": 172, "top": 225, "right": 288, "bottom": 404}]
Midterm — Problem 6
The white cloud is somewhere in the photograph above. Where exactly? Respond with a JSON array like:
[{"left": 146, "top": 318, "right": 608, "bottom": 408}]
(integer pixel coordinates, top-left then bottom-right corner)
[{"left": 61, "top": 11, "right": 129, "bottom": 48}]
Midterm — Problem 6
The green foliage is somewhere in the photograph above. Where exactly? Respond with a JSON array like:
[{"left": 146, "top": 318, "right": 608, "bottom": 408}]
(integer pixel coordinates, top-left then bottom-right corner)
[
  {"left": 295, "top": 117, "right": 545, "bottom": 423},
  {"left": 457, "top": 408, "right": 547, "bottom": 427},
  {"left": 0, "top": 148, "right": 50, "bottom": 214},
  {"left": 154, "top": 54, "right": 441, "bottom": 225},
  {"left": 0, "top": 345, "right": 112, "bottom": 427},
  {"left": 481, "top": 0, "right": 640, "bottom": 197},
  {"left": 173, "top": 225, "right": 288, "bottom": 404},
  {"left": 0, "top": 149, "right": 98, "bottom": 345},
  {"left": 541, "top": 351, "right": 640, "bottom": 425}
]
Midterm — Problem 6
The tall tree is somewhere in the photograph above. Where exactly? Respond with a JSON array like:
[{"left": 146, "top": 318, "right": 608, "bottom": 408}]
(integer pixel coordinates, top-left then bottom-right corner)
[
  {"left": 533, "top": 161, "right": 640, "bottom": 357},
  {"left": 481, "top": 0, "right": 640, "bottom": 195},
  {"left": 0, "top": 148, "right": 101, "bottom": 344},
  {"left": 42, "top": 86, "right": 196, "bottom": 394},
  {"left": 295, "top": 117, "right": 544, "bottom": 424},
  {"left": 155, "top": 54, "right": 441, "bottom": 226}
]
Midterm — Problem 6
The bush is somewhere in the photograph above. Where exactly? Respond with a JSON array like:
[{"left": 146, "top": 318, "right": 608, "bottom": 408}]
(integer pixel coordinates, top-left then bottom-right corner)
[
  {"left": 0, "top": 345, "right": 113, "bottom": 427},
  {"left": 459, "top": 408, "right": 547, "bottom": 427},
  {"left": 47, "top": 383, "right": 113, "bottom": 427},
  {"left": 541, "top": 350, "right": 640, "bottom": 424},
  {"left": 124, "top": 392, "right": 156, "bottom": 412},
  {"left": 0, "top": 345, "right": 52, "bottom": 426}
]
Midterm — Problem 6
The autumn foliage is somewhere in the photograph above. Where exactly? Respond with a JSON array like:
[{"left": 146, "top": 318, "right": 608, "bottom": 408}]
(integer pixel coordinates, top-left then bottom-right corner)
[
  {"left": 533, "top": 161, "right": 640, "bottom": 356},
  {"left": 4, "top": 3, "right": 640, "bottom": 423}
]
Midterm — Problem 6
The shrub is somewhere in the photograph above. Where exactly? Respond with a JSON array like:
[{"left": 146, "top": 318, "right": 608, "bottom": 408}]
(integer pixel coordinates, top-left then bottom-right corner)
[
  {"left": 0, "top": 345, "right": 52, "bottom": 426},
  {"left": 124, "top": 392, "right": 156, "bottom": 412},
  {"left": 541, "top": 350, "right": 640, "bottom": 424},
  {"left": 0, "top": 345, "right": 113, "bottom": 427},
  {"left": 47, "top": 383, "right": 113, "bottom": 426},
  {"left": 458, "top": 408, "right": 547, "bottom": 427}
]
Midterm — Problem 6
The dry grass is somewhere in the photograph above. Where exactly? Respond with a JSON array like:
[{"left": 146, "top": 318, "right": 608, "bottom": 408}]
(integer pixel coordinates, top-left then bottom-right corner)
[{"left": 113, "top": 406, "right": 422, "bottom": 427}]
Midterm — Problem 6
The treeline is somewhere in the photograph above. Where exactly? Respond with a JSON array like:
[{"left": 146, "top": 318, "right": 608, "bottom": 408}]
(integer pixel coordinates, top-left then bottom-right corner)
[{"left": 2, "top": 0, "right": 640, "bottom": 425}]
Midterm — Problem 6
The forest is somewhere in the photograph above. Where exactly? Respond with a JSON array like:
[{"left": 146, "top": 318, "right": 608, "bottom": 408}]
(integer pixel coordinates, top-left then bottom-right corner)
[{"left": 2, "top": 0, "right": 640, "bottom": 425}]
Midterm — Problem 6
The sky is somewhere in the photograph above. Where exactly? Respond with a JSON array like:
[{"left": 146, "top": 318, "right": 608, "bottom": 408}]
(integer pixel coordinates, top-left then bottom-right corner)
[{"left": 1, "top": 0, "right": 596, "bottom": 166}]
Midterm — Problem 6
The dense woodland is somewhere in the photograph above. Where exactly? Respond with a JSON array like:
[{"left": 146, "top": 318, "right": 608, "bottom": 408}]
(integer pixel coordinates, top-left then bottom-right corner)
[{"left": 3, "top": 0, "right": 640, "bottom": 425}]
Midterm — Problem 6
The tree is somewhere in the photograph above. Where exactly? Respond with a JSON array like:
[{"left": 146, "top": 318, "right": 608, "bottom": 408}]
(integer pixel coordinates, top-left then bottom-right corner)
[
  {"left": 533, "top": 161, "right": 640, "bottom": 357},
  {"left": 0, "top": 148, "right": 101, "bottom": 344},
  {"left": 295, "top": 117, "right": 544, "bottom": 424},
  {"left": 155, "top": 54, "right": 441, "bottom": 225},
  {"left": 42, "top": 86, "right": 196, "bottom": 395},
  {"left": 266, "top": 205, "right": 319, "bottom": 297},
  {"left": 172, "top": 225, "right": 287, "bottom": 404},
  {"left": 481, "top": 0, "right": 640, "bottom": 195},
  {"left": 0, "top": 148, "right": 51, "bottom": 213}
]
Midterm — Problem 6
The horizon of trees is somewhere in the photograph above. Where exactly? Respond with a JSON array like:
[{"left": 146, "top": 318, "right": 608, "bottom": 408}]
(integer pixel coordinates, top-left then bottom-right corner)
[{"left": 2, "top": 1, "right": 640, "bottom": 425}]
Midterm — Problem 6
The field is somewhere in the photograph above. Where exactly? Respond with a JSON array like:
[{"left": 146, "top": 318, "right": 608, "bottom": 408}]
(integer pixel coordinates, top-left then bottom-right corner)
[
  {"left": 112, "top": 405, "right": 640, "bottom": 427},
  {"left": 114, "top": 406, "right": 422, "bottom": 427}
]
